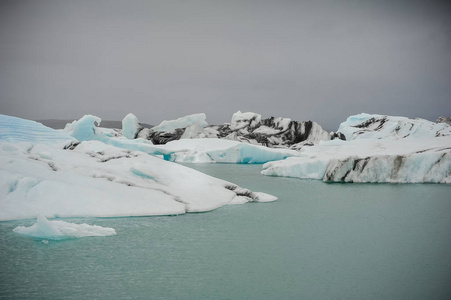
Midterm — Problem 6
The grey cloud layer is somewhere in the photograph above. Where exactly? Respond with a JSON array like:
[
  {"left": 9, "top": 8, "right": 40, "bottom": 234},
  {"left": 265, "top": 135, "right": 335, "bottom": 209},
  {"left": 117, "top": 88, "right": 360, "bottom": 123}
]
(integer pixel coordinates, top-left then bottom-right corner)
[{"left": 0, "top": 0, "right": 450, "bottom": 130}]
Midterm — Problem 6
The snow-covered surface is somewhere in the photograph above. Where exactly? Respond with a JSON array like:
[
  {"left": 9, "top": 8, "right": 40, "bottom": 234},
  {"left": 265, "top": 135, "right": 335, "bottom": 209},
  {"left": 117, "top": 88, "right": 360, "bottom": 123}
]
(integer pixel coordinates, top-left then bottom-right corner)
[
  {"left": 181, "top": 123, "right": 205, "bottom": 139},
  {"left": 0, "top": 114, "right": 75, "bottom": 145},
  {"left": 122, "top": 113, "right": 142, "bottom": 139},
  {"left": 151, "top": 113, "right": 208, "bottom": 132},
  {"left": 338, "top": 113, "right": 451, "bottom": 140},
  {"left": 0, "top": 114, "right": 277, "bottom": 221},
  {"left": 263, "top": 114, "right": 451, "bottom": 183},
  {"left": 13, "top": 215, "right": 116, "bottom": 240}
]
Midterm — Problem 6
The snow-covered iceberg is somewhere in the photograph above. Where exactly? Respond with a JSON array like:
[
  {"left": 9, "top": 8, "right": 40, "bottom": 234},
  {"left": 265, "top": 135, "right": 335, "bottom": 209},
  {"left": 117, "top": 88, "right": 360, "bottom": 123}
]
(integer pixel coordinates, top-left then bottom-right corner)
[
  {"left": 122, "top": 113, "right": 143, "bottom": 139},
  {"left": 13, "top": 215, "right": 116, "bottom": 240},
  {"left": 0, "top": 114, "right": 277, "bottom": 221},
  {"left": 60, "top": 114, "right": 299, "bottom": 164},
  {"left": 216, "top": 111, "right": 337, "bottom": 149},
  {"left": 139, "top": 111, "right": 340, "bottom": 148},
  {"left": 337, "top": 113, "right": 451, "bottom": 140},
  {"left": 262, "top": 114, "right": 451, "bottom": 183}
]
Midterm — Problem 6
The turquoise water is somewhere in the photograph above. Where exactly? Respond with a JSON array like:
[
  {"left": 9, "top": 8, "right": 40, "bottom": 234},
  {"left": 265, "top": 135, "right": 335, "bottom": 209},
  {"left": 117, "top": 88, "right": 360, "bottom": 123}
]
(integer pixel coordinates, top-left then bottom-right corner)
[{"left": 1, "top": 164, "right": 451, "bottom": 299}]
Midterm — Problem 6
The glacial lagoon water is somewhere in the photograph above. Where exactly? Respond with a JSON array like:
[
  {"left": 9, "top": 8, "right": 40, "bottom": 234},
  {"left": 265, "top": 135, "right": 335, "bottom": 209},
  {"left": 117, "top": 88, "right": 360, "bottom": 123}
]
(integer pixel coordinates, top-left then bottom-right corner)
[{"left": 1, "top": 164, "right": 451, "bottom": 299}]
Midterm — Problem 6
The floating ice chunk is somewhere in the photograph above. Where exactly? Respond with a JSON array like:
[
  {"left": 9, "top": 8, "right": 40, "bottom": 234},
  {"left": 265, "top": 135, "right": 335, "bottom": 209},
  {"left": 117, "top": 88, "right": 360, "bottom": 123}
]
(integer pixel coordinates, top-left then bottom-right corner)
[
  {"left": 152, "top": 113, "right": 208, "bottom": 132},
  {"left": 63, "top": 115, "right": 103, "bottom": 141},
  {"left": 122, "top": 113, "right": 143, "bottom": 139},
  {"left": 262, "top": 137, "right": 451, "bottom": 183},
  {"left": 254, "top": 192, "right": 278, "bottom": 202},
  {"left": 0, "top": 132, "right": 278, "bottom": 220},
  {"left": 13, "top": 216, "right": 116, "bottom": 240}
]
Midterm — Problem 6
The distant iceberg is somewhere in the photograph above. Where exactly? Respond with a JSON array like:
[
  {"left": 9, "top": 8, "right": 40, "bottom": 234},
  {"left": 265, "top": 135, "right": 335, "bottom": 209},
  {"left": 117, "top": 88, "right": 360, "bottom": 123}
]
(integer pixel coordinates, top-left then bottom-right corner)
[
  {"left": 60, "top": 113, "right": 300, "bottom": 164},
  {"left": 262, "top": 114, "right": 451, "bottom": 183},
  {"left": 337, "top": 113, "right": 451, "bottom": 140},
  {"left": 13, "top": 216, "right": 116, "bottom": 240},
  {"left": 138, "top": 111, "right": 340, "bottom": 148},
  {"left": 1, "top": 111, "right": 450, "bottom": 225}
]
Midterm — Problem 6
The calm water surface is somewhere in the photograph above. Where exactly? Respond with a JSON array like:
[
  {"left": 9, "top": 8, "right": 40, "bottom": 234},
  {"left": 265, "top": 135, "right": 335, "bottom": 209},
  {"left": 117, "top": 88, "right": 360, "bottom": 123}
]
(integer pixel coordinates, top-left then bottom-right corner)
[{"left": 1, "top": 164, "right": 450, "bottom": 299}]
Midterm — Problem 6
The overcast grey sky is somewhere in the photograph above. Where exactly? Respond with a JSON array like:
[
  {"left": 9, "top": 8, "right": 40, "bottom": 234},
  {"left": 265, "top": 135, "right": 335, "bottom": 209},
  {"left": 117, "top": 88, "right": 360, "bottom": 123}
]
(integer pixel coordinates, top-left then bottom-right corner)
[{"left": 0, "top": 0, "right": 450, "bottom": 130}]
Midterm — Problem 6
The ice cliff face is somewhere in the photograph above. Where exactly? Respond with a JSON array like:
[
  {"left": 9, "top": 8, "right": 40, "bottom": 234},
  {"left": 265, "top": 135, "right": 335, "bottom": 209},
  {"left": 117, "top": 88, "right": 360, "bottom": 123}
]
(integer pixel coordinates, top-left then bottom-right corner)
[
  {"left": 262, "top": 114, "right": 451, "bottom": 183},
  {"left": 140, "top": 111, "right": 342, "bottom": 148}
]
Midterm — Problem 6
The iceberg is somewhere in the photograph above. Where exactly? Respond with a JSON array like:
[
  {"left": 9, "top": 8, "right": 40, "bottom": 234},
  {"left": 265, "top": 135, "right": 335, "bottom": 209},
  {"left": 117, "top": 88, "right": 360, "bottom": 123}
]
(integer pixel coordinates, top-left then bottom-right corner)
[
  {"left": 122, "top": 113, "right": 143, "bottom": 139},
  {"left": 13, "top": 215, "right": 116, "bottom": 240},
  {"left": 138, "top": 111, "right": 339, "bottom": 148},
  {"left": 151, "top": 113, "right": 208, "bottom": 132},
  {"left": 337, "top": 113, "right": 451, "bottom": 140},
  {"left": 162, "top": 138, "right": 300, "bottom": 163},
  {"left": 0, "top": 114, "right": 277, "bottom": 221},
  {"left": 262, "top": 114, "right": 451, "bottom": 183},
  {"left": 59, "top": 114, "right": 299, "bottom": 164}
]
